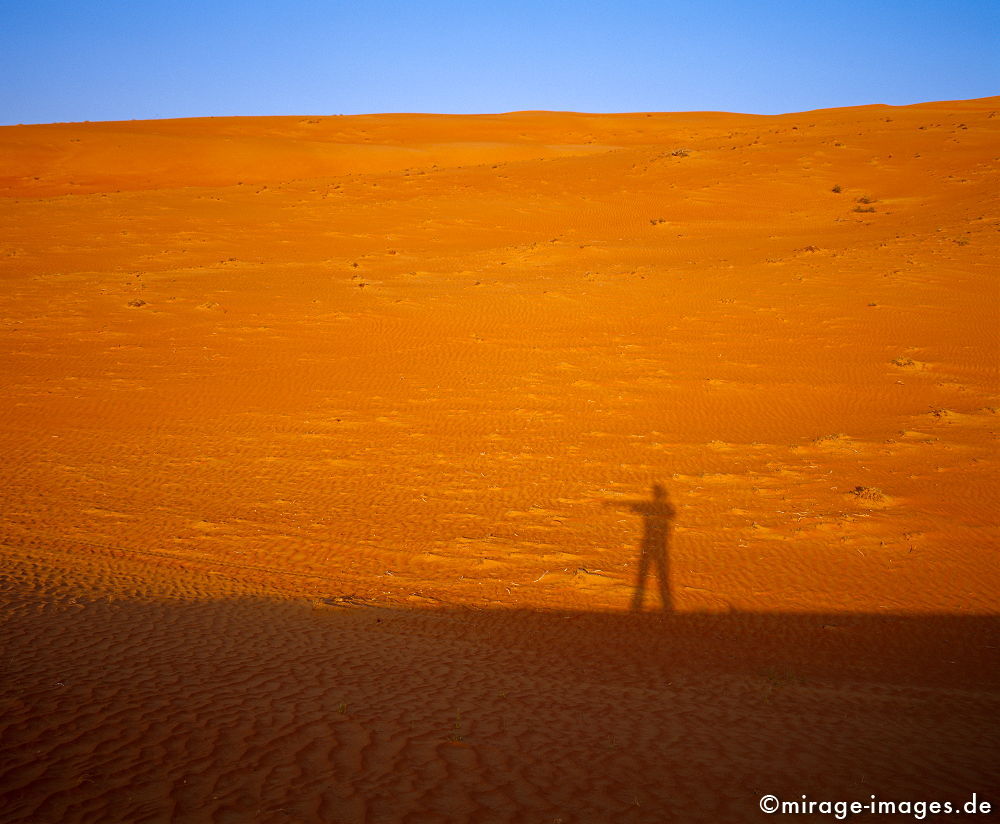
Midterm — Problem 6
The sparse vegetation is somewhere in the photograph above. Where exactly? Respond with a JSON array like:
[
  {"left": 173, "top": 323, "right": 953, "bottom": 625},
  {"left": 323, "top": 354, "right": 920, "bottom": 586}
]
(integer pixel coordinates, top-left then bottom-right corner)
[
  {"left": 671, "top": 148, "right": 689, "bottom": 158},
  {"left": 831, "top": 184, "right": 842, "bottom": 193},
  {"left": 448, "top": 712, "right": 465, "bottom": 743},
  {"left": 760, "top": 666, "right": 805, "bottom": 701},
  {"left": 852, "top": 486, "right": 886, "bottom": 503}
]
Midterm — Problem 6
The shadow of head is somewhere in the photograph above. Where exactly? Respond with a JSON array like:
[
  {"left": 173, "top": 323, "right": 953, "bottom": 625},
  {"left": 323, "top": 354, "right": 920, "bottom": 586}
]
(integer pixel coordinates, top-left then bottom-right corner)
[{"left": 645, "top": 483, "right": 675, "bottom": 520}]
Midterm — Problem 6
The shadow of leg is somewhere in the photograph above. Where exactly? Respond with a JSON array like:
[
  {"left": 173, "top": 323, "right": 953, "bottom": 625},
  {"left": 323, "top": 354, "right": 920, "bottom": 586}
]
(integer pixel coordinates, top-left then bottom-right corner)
[
  {"left": 631, "top": 549, "right": 651, "bottom": 612},
  {"left": 654, "top": 551, "right": 671, "bottom": 612}
]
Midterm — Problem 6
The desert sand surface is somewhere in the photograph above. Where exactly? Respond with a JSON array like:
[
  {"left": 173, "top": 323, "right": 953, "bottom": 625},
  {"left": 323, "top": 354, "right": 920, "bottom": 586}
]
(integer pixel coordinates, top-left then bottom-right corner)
[{"left": 1, "top": 98, "right": 998, "bottom": 822}]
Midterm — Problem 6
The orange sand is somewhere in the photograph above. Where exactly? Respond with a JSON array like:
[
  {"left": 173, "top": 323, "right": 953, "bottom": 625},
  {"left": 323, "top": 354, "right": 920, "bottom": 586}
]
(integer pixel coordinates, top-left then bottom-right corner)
[{"left": 1, "top": 99, "right": 998, "bottom": 822}]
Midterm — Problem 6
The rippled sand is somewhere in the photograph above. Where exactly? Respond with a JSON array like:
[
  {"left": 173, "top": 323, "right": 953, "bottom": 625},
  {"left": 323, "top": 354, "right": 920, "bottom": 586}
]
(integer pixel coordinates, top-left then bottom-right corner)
[{"left": 2, "top": 98, "right": 998, "bottom": 822}]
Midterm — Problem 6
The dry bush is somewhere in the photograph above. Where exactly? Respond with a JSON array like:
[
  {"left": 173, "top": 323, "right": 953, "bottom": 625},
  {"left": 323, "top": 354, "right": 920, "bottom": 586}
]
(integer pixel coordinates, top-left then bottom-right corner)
[{"left": 852, "top": 486, "right": 886, "bottom": 503}]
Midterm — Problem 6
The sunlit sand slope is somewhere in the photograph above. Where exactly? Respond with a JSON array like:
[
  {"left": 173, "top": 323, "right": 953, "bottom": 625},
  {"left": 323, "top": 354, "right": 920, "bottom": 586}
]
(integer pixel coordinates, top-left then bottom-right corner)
[{"left": 1, "top": 98, "right": 998, "bottom": 821}]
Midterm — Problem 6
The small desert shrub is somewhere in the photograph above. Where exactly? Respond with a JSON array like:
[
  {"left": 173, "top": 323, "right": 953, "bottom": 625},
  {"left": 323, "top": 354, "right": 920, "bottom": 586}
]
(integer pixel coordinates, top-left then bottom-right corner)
[
  {"left": 831, "top": 184, "right": 842, "bottom": 193},
  {"left": 852, "top": 486, "right": 886, "bottom": 503},
  {"left": 671, "top": 148, "right": 689, "bottom": 157},
  {"left": 853, "top": 206, "right": 876, "bottom": 213},
  {"left": 449, "top": 712, "right": 464, "bottom": 743},
  {"left": 127, "top": 299, "right": 147, "bottom": 307},
  {"left": 856, "top": 195, "right": 876, "bottom": 204},
  {"left": 891, "top": 356, "right": 915, "bottom": 368}
]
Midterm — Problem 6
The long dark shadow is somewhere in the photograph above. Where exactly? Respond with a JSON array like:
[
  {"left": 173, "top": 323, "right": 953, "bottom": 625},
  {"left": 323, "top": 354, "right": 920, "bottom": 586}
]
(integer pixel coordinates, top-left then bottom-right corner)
[{"left": 2, "top": 580, "right": 998, "bottom": 823}]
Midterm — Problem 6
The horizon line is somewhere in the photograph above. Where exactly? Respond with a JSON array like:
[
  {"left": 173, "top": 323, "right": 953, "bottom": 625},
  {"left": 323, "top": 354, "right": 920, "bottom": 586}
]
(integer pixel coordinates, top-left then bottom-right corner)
[{"left": 4, "top": 94, "right": 999, "bottom": 129}]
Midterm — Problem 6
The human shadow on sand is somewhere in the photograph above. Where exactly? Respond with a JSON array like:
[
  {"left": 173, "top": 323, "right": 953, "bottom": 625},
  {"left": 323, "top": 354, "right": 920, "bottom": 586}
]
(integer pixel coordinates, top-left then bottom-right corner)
[{"left": 606, "top": 483, "right": 676, "bottom": 612}]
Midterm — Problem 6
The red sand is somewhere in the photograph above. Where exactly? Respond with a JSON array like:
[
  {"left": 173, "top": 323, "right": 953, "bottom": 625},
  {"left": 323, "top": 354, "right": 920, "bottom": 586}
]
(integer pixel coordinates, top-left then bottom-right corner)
[{"left": 1, "top": 98, "right": 998, "bottom": 822}]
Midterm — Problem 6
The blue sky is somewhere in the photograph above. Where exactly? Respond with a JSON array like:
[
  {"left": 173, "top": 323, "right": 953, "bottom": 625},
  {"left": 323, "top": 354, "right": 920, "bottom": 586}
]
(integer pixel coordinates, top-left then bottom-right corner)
[{"left": 2, "top": 0, "right": 997, "bottom": 124}]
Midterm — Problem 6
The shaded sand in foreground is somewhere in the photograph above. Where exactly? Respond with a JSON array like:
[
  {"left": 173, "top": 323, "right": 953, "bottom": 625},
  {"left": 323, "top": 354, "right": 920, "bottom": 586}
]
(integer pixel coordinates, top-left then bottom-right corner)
[
  {"left": 3, "top": 544, "right": 998, "bottom": 823},
  {"left": 2, "top": 98, "right": 999, "bottom": 821}
]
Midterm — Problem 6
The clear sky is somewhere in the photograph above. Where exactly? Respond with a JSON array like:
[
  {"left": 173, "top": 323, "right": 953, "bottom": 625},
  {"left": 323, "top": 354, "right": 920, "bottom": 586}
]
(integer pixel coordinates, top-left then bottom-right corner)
[{"left": 2, "top": 0, "right": 997, "bottom": 125}]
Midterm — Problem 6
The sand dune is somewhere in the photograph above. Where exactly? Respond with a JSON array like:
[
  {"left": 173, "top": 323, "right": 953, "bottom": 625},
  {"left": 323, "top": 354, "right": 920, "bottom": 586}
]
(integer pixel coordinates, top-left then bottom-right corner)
[{"left": 1, "top": 98, "right": 998, "bottom": 821}]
